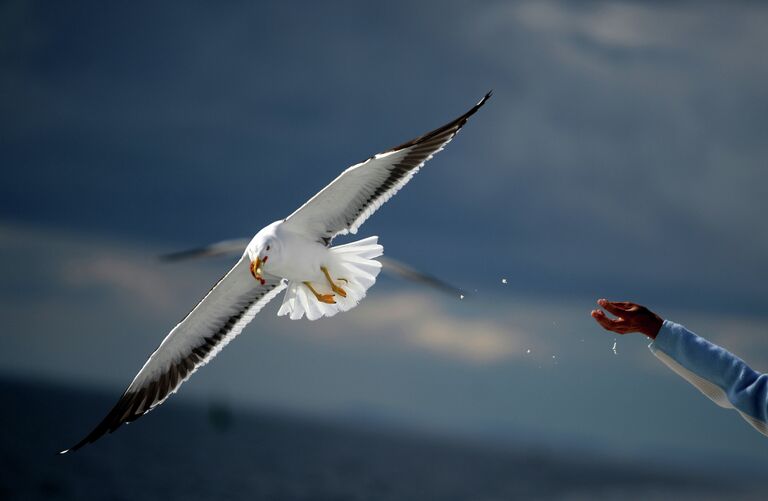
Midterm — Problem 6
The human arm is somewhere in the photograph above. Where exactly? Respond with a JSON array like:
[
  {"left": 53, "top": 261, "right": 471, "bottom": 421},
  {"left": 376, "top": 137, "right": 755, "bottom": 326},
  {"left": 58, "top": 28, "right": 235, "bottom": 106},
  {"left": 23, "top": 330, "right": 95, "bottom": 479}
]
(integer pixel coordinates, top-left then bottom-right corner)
[{"left": 591, "top": 299, "right": 768, "bottom": 436}]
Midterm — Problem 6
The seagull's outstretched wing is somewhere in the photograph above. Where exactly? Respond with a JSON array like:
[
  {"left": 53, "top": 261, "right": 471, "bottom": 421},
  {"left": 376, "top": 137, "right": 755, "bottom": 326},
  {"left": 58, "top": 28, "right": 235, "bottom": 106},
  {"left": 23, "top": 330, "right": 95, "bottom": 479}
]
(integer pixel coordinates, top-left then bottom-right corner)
[
  {"left": 61, "top": 255, "right": 286, "bottom": 453},
  {"left": 378, "top": 256, "right": 465, "bottom": 298},
  {"left": 159, "top": 238, "right": 251, "bottom": 262},
  {"left": 282, "top": 92, "right": 491, "bottom": 244}
]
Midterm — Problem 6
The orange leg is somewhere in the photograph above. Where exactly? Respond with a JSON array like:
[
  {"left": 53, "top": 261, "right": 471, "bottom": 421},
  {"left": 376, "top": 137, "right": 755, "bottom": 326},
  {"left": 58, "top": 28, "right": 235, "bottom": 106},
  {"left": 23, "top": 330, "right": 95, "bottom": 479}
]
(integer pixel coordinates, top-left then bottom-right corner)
[
  {"left": 321, "top": 266, "right": 347, "bottom": 297},
  {"left": 303, "top": 281, "right": 336, "bottom": 304}
]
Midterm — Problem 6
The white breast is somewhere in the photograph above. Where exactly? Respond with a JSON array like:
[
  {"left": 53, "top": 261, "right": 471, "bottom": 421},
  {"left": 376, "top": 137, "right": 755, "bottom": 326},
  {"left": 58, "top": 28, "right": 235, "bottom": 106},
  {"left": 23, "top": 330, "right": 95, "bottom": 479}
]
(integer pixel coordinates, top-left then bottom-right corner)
[{"left": 266, "top": 224, "right": 330, "bottom": 282}]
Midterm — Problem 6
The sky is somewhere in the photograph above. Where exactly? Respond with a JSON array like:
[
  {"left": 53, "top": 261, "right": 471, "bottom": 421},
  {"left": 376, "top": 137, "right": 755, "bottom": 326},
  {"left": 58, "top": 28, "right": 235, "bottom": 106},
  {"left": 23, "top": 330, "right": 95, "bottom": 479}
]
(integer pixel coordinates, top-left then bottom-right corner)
[{"left": 2, "top": 0, "right": 768, "bottom": 473}]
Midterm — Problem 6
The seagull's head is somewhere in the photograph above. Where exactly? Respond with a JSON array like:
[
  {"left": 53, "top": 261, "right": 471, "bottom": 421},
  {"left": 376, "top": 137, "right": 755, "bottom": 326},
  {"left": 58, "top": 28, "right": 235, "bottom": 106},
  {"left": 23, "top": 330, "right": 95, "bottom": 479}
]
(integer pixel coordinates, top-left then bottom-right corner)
[{"left": 247, "top": 223, "right": 281, "bottom": 286}]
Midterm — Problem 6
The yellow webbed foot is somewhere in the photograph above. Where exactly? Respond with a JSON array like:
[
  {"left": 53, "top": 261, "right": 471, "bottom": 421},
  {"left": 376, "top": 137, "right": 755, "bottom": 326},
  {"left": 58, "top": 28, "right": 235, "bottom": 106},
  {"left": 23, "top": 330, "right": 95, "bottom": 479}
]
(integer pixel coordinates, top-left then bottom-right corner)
[
  {"left": 303, "top": 281, "right": 336, "bottom": 304},
  {"left": 321, "top": 266, "right": 347, "bottom": 298}
]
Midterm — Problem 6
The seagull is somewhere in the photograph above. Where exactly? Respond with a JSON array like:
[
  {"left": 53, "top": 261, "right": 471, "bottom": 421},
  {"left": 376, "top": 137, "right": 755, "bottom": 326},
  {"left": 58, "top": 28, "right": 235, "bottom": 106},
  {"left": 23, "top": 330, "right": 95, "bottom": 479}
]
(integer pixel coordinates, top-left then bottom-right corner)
[
  {"left": 61, "top": 92, "right": 491, "bottom": 453},
  {"left": 160, "top": 241, "right": 467, "bottom": 298}
]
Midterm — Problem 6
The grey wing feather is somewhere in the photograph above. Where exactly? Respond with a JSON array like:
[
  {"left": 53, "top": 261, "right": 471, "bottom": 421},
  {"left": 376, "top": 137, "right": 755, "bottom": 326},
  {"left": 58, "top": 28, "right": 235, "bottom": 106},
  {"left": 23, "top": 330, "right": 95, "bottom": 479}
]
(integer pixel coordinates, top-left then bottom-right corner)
[
  {"left": 281, "top": 92, "right": 491, "bottom": 243},
  {"left": 61, "top": 256, "right": 285, "bottom": 453}
]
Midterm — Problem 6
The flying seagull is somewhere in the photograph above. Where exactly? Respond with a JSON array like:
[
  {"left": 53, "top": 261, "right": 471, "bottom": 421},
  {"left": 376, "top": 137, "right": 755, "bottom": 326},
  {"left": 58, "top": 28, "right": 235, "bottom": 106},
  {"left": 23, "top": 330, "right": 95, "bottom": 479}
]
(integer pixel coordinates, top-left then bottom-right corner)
[
  {"left": 160, "top": 241, "right": 466, "bottom": 298},
  {"left": 61, "top": 92, "right": 491, "bottom": 453}
]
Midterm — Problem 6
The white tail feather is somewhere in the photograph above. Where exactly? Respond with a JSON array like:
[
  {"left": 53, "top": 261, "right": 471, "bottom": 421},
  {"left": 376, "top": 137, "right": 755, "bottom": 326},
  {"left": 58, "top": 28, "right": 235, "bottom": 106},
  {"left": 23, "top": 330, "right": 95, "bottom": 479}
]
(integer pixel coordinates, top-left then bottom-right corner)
[{"left": 277, "top": 236, "right": 383, "bottom": 321}]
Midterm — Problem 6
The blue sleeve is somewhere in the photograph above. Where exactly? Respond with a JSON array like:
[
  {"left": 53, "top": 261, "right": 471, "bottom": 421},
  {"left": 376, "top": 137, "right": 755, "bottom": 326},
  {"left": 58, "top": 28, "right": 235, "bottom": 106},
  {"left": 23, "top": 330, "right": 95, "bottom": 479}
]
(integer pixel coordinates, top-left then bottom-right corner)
[{"left": 649, "top": 320, "right": 768, "bottom": 436}]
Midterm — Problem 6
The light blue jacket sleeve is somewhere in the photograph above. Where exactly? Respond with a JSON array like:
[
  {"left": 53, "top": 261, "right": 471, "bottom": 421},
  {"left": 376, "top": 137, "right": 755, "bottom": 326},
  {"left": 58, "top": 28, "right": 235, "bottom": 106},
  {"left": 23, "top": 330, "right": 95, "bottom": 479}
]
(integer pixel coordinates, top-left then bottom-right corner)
[{"left": 649, "top": 320, "right": 768, "bottom": 436}]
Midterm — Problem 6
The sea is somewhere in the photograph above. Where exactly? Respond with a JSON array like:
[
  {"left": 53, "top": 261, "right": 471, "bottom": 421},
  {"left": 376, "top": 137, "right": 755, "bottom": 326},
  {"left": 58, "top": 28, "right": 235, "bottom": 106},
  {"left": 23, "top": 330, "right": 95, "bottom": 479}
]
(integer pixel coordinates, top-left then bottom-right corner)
[{"left": 1, "top": 377, "right": 763, "bottom": 500}]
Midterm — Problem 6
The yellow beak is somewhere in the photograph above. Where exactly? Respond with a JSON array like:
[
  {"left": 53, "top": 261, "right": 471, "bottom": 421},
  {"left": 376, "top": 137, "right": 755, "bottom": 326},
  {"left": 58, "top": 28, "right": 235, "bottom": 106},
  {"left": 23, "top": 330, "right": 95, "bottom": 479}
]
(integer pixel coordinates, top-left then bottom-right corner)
[{"left": 250, "top": 257, "right": 263, "bottom": 282}]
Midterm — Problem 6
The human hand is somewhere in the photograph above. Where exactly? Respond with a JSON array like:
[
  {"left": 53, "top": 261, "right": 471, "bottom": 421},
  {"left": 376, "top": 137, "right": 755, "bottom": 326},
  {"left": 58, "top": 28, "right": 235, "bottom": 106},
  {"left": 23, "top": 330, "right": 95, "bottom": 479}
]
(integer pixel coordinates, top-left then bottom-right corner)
[{"left": 590, "top": 299, "right": 664, "bottom": 339}]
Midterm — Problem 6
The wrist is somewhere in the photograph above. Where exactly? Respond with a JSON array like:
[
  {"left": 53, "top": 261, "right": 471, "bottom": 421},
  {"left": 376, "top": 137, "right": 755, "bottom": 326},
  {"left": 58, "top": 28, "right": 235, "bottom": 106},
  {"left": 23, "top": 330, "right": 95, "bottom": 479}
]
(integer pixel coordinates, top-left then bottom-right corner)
[{"left": 642, "top": 315, "right": 663, "bottom": 339}]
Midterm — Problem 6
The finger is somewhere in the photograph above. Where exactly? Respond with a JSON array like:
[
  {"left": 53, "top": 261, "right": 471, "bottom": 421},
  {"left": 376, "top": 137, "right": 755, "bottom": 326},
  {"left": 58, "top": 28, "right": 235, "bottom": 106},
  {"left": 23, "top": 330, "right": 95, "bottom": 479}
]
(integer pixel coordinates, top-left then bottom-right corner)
[
  {"left": 597, "top": 298, "right": 635, "bottom": 310},
  {"left": 601, "top": 301, "right": 635, "bottom": 318},
  {"left": 591, "top": 309, "right": 625, "bottom": 332},
  {"left": 592, "top": 311, "right": 620, "bottom": 331}
]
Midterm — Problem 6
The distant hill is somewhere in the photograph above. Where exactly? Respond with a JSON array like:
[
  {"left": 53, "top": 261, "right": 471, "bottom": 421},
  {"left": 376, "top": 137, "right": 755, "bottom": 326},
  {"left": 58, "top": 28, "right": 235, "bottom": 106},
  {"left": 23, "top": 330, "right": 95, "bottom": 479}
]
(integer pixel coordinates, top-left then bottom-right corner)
[{"left": 0, "top": 377, "right": 753, "bottom": 500}]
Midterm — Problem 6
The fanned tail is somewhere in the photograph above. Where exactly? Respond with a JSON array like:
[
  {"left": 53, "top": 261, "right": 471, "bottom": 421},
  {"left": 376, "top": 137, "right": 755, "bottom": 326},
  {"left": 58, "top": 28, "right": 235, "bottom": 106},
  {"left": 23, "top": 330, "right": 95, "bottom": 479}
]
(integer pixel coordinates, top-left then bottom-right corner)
[{"left": 277, "top": 236, "right": 383, "bottom": 321}]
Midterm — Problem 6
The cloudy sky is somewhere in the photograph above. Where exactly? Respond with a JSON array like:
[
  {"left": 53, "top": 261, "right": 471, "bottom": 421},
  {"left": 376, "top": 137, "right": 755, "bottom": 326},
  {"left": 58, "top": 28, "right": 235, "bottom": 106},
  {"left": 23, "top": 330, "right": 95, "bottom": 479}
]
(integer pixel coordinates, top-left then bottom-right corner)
[{"left": 2, "top": 0, "right": 768, "bottom": 471}]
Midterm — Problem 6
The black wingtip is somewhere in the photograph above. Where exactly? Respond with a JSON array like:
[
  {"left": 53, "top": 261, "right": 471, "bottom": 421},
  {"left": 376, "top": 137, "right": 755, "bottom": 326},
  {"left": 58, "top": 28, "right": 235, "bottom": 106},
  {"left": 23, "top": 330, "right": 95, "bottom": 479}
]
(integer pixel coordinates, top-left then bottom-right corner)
[
  {"left": 386, "top": 91, "right": 493, "bottom": 153},
  {"left": 446, "top": 90, "right": 492, "bottom": 134},
  {"left": 58, "top": 434, "right": 93, "bottom": 455},
  {"left": 158, "top": 249, "right": 202, "bottom": 262},
  {"left": 379, "top": 257, "right": 467, "bottom": 299},
  {"left": 462, "top": 91, "right": 492, "bottom": 120},
  {"left": 159, "top": 239, "right": 251, "bottom": 263},
  {"left": 469, "top": 90, "right": 492, "bottom": 115},
  {"left": 57, "top": 385, "right": 148, "bottom": 455},
  {"left": 57, "top": 444, "right": 79, "bottom": 455},
  {"left": 57, "top": 444, "right": 80, "bottom": 455}
]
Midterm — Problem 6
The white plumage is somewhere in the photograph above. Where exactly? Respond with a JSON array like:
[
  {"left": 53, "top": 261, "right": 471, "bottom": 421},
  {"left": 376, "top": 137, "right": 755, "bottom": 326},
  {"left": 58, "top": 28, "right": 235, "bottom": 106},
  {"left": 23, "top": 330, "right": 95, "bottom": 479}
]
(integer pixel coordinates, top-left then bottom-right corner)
[
  {"left": 244, "top": 221, "right": 383, "bottom": 321},
  {"left": 276, "top": 237, "right": 383, "bottom": 321},
  {"left": 62, "top": 92, "right": 491, "bottom": 453}
]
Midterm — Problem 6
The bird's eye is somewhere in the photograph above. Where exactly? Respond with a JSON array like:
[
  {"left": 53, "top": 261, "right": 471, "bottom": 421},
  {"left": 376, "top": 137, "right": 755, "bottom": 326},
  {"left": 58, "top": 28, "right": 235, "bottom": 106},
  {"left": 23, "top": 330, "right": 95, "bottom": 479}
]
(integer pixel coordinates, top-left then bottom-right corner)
[{"left": 266, "top": 245, "right": 271, "bottom": 251}]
